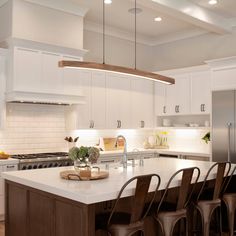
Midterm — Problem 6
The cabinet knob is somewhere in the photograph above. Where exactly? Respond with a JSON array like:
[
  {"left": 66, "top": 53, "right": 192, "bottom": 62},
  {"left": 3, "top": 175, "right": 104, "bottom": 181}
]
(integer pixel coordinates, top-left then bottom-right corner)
[
  {"left": 163, "top": 106, "right": 166, "bottom": 114},
  {"left": 140, "top": 120, "right": 145, "bottom": 128}
]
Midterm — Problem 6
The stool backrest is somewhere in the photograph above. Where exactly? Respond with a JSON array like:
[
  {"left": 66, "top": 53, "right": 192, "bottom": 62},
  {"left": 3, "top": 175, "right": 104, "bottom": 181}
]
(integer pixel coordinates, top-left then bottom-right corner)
[
  {"left": 156, "top": 167, "right": 200, "bottom": 213},
  {"left": 196, "top": 162, "right": 231, "bottom": 201},
  {"left": 107, "top": 174, "right": 161, "bottom": 226}
]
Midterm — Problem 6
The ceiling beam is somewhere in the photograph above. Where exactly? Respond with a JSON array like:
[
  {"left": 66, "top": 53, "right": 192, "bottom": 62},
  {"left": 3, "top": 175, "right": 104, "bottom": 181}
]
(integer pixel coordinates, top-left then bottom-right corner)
[{"left": 137, "top": 0, "right": 232, "bottom": 34}]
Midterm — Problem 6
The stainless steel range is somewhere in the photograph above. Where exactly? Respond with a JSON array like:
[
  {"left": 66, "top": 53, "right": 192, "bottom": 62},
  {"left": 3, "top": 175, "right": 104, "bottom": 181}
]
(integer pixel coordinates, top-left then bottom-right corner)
[{"left": 11, "top": 152, "right": 73, "bottom": 170}]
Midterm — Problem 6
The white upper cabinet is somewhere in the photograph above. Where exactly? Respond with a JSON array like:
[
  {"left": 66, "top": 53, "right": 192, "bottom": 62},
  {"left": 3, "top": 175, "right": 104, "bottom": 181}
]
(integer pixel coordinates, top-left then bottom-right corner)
[
  {"left": 90, "top": 71, "right": 106, "bottom": 129},
  {"left": 7, "top": 44, "right": 85, "bottom": 104},
  {"left": 62, "top": 56, "right": 82, "bottom": 96},
  {"left": 155, "top": 82, "right": 167, "bottom": 116},
  {"left": 65, "top": 70, "right": 106, "bottom": 130},
  {"left": 41, "top": 52, "right": 62, "bottom": 94},
  {"left": 14, "top": 47, "right": 41, "bottom": 92},
  {"left": 191, "top": 70, "right": 211, "bottom": 114},
  {"left": 106, "top": 73, "right": 131, "bottom": 129},
  {"left": 131, "top": 78, "right": 154, "bottom": 128},
  {"left": 166, "top": 74, "right": 190, "bottom": 115}
]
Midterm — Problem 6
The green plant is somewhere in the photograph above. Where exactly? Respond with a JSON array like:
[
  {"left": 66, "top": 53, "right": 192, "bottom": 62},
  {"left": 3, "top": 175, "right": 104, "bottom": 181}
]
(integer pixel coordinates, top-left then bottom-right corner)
[
  {"left": 202, "top": 132, "right": 210, "bottom": 144},
  {"left": 68, "top": 146, "right": 100, "bottom": 164}
]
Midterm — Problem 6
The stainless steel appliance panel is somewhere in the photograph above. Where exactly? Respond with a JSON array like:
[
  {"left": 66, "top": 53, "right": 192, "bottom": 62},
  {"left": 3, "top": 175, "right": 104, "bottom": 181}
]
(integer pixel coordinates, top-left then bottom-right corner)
[{"left": 212, "top": 90, "right": 235, "bottom": 163}]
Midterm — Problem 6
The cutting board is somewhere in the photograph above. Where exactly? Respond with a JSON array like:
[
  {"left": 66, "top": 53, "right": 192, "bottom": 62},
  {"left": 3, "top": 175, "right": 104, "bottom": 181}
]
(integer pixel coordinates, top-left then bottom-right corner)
[{"left": 60, "top": 170, "right": 109, "bottom": 181}]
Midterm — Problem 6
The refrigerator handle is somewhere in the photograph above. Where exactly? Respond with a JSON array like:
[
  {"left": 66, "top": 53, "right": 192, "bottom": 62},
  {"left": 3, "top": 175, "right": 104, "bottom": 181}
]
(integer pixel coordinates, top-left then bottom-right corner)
[{"left": 227, "top": 122, "right": 232, "bottom": 162}]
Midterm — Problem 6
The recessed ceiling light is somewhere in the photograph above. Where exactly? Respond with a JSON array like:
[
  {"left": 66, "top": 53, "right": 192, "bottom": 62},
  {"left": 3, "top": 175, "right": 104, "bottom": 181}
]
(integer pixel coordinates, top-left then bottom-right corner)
[
  {"left": 104, "top": 0, "right": 112, "bottom": 4},
  {"left": 208, "top": 0, "right": 218, "bottom": 5},
  {"left": 154, "top": 17, "right": 162, "bottom": 22}
]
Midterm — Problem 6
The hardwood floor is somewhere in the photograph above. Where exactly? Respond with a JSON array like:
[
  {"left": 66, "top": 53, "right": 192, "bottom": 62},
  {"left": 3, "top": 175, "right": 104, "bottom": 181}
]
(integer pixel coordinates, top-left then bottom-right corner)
[{"left": 0, "top": 222, "right": 4, "bottom": 236}]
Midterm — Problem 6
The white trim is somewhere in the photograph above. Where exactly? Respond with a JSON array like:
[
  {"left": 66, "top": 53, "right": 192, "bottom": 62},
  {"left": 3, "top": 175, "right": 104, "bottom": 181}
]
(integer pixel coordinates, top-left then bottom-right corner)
[
  {"left": 23, "top": 0, "right": 89, "bottom": 17},
  {"left": 205, "top": 56, "right": 236, "bottom": 70},
  {"left": 85, "top": 20, "right": 209, "bottom": 46},
  {"left": 154, "top": 64, "right": 210, "bottom": 76},
  {"left": 0, "top": 0, "right": 8, "bottom": 7},
  {"left": 1, "top": 37, "right": 88, "bottom": 58}
]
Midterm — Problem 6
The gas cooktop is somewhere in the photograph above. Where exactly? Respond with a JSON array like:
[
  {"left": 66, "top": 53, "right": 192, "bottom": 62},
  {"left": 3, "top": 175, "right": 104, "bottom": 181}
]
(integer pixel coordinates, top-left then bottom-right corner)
[{"left": 11, "top": 152, "right": 68, "bottom": 160}]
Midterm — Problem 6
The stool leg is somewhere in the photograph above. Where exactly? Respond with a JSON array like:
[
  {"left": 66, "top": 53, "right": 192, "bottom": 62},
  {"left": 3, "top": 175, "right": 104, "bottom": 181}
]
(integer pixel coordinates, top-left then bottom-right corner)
[
  {"left": 196, "top": 204, "right": 219, "bottom": 236},
  {"left": 223, "top": 197, "right": 236, "bottom": 236}
]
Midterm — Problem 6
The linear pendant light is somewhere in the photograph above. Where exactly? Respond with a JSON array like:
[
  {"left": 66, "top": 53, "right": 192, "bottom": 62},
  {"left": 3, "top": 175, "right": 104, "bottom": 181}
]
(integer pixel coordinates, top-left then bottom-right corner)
[{"left": 58, "top": 0, "right": 175, "bottom": 85}]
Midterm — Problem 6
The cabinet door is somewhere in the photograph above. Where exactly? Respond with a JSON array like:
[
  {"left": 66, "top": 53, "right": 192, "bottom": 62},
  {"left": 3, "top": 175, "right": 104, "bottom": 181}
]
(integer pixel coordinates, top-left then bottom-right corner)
[
  {"left": 155, "top": 82, "right": 167, "bottom": 116},
  {"left": 131, "top": 78, "right": 154, "bottom": 128},
  {"left": 75, "top": 70, "right": 92, "bottom": 129},
  {"left": 62, "top": 56, "right": 83, "bottom": 96},
  {"left": 166, "top": 74, "right": 190, "bottom": 115},
  {"left": 41, "top": 52, "right": 63, "bottom": 94},
  {"left": 0, "top": 56, "right": 5, "bottom": 129},
  {"left": 106, "top": 73, "right": 131, "bottom": 129},
  {"left": 191, "top": 70, "right": 211, "bottom": 114},
  {"left": 14, "top": 47, "right": 42, "bottom": 92},
  {"left": 91, "top": 71, "right": 106, "bottom": 129}
]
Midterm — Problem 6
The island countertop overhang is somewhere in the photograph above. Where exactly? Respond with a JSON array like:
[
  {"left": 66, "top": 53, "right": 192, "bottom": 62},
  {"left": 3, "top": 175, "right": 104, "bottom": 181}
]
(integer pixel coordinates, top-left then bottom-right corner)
[{"left": 2, "top": 158, "right": 230, "bottom": 205}]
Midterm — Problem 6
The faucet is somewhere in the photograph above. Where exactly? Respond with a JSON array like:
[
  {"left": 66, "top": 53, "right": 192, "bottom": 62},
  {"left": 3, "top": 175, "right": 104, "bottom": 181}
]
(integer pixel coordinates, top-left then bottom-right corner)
[{"left": 115, "top": 135, "right": 127, "bottom": 168}]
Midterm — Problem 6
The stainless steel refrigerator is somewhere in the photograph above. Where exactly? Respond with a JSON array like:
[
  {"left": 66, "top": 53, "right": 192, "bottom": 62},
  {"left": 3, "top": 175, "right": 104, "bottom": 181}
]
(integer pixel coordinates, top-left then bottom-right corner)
[{"left": 212, "top": 90, "right": 236, "bottom": 163}]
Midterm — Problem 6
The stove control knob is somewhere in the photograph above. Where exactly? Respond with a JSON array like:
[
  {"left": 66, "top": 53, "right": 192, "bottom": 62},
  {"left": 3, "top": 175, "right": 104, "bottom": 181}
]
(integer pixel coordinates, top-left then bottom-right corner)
[
  {"left": 43, "top": 164, "right": 47, "bottom": 168},
  {"left": 28, "top": 165, "right": 32, "bottom": 170},
  {"left": 54, "top": 163, "right": 58, "bottom": 167},
  {"left": 38, "top": 165, "right": 43, "bottom": 169},
  {"left": 48, "top": 163, "right": 53, "bottom": 168},
  {"left": 22, "top": 166, "right": 26, "bottom": 170},
  {"left": 33, "top": 165, "right": 37, "bottom": 169}
]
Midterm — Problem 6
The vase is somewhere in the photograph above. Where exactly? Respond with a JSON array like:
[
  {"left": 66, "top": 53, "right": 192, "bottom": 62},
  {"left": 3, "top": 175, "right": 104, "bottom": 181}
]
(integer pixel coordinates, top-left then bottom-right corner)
[{"left": 74, "top": 160, "right": 91, "bottom": 179}]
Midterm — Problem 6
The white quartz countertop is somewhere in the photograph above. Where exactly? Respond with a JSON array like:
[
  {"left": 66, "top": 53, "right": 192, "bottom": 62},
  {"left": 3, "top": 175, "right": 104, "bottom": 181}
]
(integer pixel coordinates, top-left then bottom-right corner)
[
  {"left": 100, "top": 148, "right": 210, "bottom": 158},
  {"left": 2, "top": 158, "right": 223, "bottom": 204},
  {"left": 0, "top": 158, "right": 19, "bottom": 165}
]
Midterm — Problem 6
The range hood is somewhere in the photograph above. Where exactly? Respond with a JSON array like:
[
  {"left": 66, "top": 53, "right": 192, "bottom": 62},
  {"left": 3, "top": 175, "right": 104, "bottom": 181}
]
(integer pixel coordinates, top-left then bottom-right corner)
[{"left": 5, "top": 91, "right": 86, "bottom": 105}]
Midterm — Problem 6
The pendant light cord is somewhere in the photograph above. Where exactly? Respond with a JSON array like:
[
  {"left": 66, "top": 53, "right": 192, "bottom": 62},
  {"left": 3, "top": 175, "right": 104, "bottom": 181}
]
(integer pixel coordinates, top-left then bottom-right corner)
[
  {"left": 103, "top": 0, "right": 105, "bottom": 64},
  {"left": 135, "top": 0, "right": 137, "bottom": 70}
]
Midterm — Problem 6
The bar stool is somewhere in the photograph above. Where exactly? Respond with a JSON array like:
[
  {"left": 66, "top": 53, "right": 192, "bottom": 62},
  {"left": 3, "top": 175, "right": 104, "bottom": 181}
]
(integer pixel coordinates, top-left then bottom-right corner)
[
  {"left": 193, "top": 162, "right": 231, "bottom": 236},
  {"left": 96, "top": 173, "right": 161, "bottom": 236},
  {"left": 153, "top": 167, "right": 200, "bottom": 236},
  {"left": 221, "top": 166, "right": 236, "bottom": 236}
]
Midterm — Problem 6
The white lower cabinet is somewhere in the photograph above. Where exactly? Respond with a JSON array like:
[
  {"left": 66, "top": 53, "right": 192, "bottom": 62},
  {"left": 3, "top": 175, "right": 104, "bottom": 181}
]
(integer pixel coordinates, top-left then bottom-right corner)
[
  {"left": 0, "top": 164, "right": 18, "bottom": 220},
  {"left": 106, "top": 73, "right": 131, "bottom": 129},
  {"left": 131, "top": 78, "right": 154, "bottom": 128}
]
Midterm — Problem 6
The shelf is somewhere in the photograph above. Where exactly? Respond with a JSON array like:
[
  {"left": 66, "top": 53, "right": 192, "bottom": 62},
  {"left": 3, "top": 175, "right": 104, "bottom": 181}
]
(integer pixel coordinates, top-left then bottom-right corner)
[{"left": 155, "top": 126, "right": 211, "bottom": 130}]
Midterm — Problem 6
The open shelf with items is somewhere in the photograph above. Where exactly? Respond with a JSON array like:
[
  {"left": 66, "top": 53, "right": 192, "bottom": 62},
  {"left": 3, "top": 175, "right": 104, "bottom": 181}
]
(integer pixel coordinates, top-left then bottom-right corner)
[{"left": 156, "top": 114, "right": 211, "bottom": 129}]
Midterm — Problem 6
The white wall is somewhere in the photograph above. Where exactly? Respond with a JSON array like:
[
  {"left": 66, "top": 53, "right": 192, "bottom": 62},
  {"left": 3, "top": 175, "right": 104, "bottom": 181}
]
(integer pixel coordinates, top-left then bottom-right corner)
[
  {"left": 152, "top": 27, "right": 236, "bottom": 71},
  {"left": 84, "top": 30, "right": 154, "bottom": 71},
  {"left": 12, "top": 0, "right": 84, "bottom": 49},
  {"left": 0, "top": 1, "right": 12, "bottom": 42}
]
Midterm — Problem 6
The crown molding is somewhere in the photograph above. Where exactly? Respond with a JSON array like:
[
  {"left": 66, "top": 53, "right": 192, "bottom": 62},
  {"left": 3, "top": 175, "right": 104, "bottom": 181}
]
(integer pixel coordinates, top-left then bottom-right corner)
[
  {"left": 206, "top": 56, "right": 236, "bottom": 70},
  {"left": 84, "top": 20, "right": 209, "bottom": 47},
  {"left": 84, "top": 20, "right": 152, "bottom": 46},
  {"left": 0, "top": 0, "right": 8, "bottom": 7},
  {"left": 23, "top": 0, "right": 89, "bottom": 17}
]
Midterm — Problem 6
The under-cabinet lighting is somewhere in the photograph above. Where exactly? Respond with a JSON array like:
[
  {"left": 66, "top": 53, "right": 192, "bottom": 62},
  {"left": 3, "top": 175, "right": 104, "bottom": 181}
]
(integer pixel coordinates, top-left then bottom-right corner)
[
  {"left": 154, "top": 17, "right": 162, "bottom": 22},
  {"left": 104, "top": 0, "right": 112, "bottom": 4}
]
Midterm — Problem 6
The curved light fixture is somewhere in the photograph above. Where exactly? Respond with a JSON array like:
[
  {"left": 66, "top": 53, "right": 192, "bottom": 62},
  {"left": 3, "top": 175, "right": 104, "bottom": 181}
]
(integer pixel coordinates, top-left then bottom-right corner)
[{"left": 58, "top": 1, "right": 175, "bottom": 85}]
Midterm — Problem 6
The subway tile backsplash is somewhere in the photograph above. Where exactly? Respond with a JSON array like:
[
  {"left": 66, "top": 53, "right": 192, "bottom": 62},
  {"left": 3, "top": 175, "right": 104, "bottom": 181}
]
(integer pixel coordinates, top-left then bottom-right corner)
[{"left": 0, "top": 103, "right": 210, "bottom": 155}]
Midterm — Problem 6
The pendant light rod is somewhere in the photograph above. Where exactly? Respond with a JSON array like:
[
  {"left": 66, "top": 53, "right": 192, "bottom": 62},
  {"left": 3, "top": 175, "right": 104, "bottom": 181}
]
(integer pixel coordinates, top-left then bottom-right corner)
[
  {"left": 103, "top": 0, "right": 105, "bottom": 64},
  {"left": 135, "top": 0, "right": 137, "bottom": 70},
  {"left": 58, "top": 0, "right": 175, "bottom": 85}
]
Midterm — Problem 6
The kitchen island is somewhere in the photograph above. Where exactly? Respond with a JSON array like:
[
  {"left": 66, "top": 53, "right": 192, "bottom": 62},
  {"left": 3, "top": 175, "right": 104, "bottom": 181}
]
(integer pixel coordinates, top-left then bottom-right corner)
[{"left": 2, "top": 158, "right": 231, "bottom": 236}]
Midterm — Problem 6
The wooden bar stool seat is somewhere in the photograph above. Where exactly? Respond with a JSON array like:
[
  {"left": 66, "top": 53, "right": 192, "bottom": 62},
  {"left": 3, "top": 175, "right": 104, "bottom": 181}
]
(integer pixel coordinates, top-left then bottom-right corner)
[{"left": 96, "top": 173, "right": 161, "bottom": 236}]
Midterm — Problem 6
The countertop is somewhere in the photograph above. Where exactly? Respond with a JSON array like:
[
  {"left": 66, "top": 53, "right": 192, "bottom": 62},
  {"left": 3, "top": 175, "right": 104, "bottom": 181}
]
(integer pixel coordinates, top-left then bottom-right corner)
[
  {"left": 100, "top": 148, "right": 210, "bottom": 158},
  {"left": 0, "top": 158, "right": 19, "bottom": 165},
  {"left": 2, "top": 158, "right": 220, "bottom": 204}
]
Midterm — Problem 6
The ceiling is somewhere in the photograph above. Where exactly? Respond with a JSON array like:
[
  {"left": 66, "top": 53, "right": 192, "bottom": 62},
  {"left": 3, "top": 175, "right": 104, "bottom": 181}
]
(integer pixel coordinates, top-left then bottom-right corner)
[{"left": 71, "top": 0, "right": 236, "bottom": 46}]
